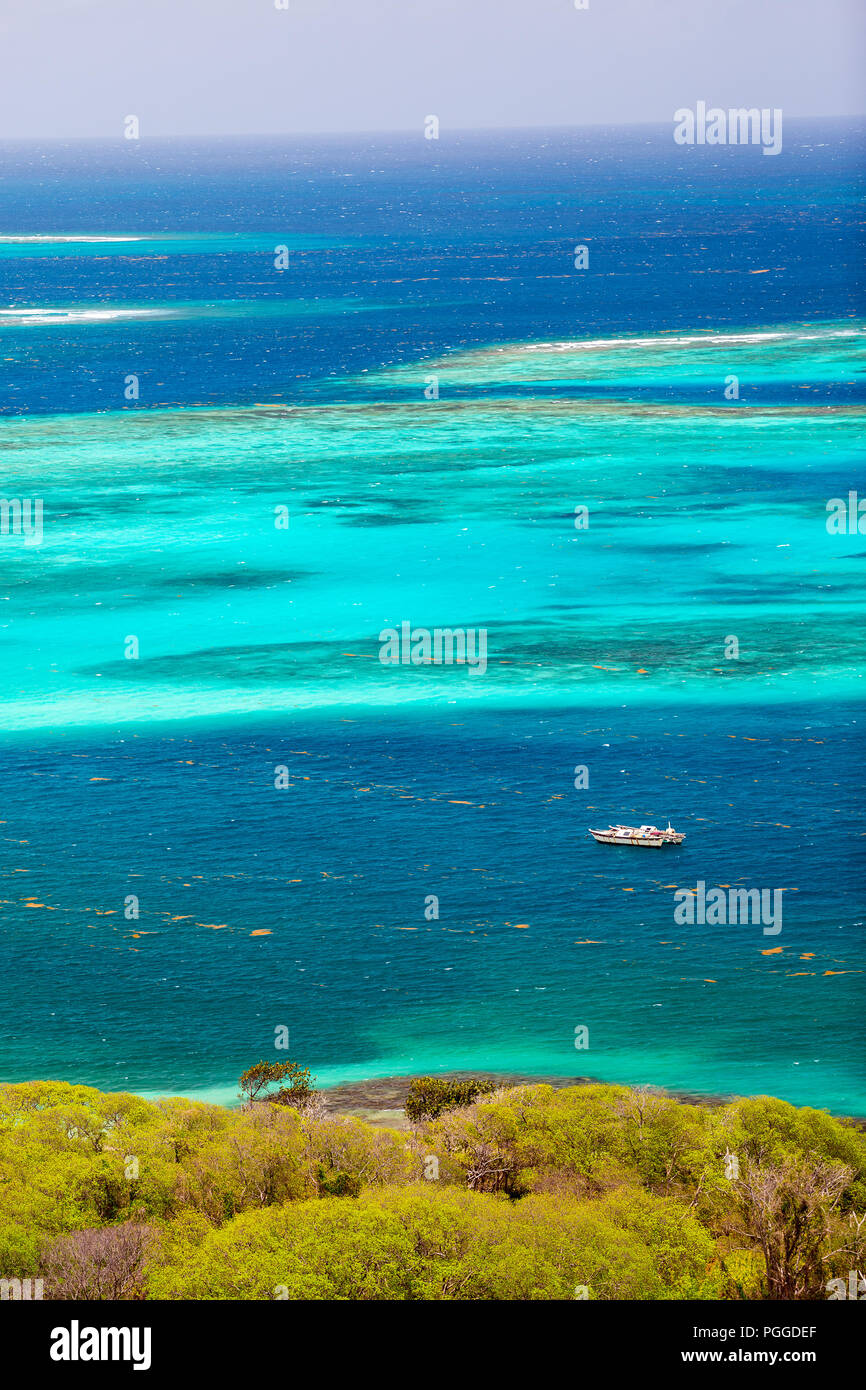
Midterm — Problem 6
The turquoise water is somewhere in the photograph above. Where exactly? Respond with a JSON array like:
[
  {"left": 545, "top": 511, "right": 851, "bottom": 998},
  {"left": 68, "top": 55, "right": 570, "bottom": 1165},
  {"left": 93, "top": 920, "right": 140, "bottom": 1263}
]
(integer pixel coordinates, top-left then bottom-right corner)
[
  {"left": 0, "top": 129, "right": 863, "bottom": 1112},
  {"left": 0, "top": 232, "right": 340, "bottom": 259},
  {"left": 1, "top": 325, "right": 862, "bottom": 729}
]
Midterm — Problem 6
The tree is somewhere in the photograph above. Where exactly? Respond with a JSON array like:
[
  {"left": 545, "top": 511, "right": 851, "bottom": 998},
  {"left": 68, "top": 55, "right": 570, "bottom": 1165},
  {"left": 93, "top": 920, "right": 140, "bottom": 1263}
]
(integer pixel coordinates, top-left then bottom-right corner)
[
  {"left": 405, "top": 1076, "right": 497, "bottom": 1123},
  {"left": 43, "top": 1223, "right": 154, "bottom": 1300},
  {"left": 238, "top": 1060, "right": 316, "bottom": 1110},
  {"left": 732, "top": 1157, "right": 853, "bottom": 1299}
]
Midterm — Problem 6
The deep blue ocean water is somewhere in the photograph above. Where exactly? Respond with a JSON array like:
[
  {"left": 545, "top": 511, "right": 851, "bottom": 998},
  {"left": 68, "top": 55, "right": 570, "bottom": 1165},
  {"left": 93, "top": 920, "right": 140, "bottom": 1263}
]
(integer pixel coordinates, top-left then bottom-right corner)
[
  {"left": 0, "top": 122, "right": 863, "bottom": 1111},
  {"left": 1, "top": 702, "right": 864, "bottom": 1111},
  {"left": 1, "top": 121, "right": 862, "bottom": 414}
]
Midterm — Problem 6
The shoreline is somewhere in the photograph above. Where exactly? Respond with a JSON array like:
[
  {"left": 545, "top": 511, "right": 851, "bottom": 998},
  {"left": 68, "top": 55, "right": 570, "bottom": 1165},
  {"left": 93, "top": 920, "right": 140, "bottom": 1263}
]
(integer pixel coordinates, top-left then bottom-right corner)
[
  {"left": 10, "top": 1069, "right": 862, "bottom": 1128},
  {"left": 315, "top": 1071, "right": 866, "bottom": 1130}
]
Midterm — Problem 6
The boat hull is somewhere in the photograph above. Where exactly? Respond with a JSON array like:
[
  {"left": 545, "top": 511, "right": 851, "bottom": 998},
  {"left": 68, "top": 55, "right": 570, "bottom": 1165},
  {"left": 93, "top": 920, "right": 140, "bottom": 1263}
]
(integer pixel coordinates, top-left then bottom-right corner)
[
  {"left": 589, "top": 831, "right": 665, "bottom": 846},
  {"left": 588, "top": 829, "right": 685, "bottom": 846}
]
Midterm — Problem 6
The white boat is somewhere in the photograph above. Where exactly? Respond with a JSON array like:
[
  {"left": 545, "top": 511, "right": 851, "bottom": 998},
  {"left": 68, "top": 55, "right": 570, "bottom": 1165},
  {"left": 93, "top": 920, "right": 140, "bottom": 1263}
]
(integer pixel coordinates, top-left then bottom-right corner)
[{"left": 588, "top": 822, "right": 685, "bottom": 847}]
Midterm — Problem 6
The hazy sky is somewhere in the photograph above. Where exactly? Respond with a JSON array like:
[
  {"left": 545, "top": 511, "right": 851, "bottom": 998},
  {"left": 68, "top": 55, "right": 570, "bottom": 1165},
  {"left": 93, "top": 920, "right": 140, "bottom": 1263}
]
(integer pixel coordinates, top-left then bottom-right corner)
[{"left": 0, "top": 0, "right": 863, "bottom": 139}]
